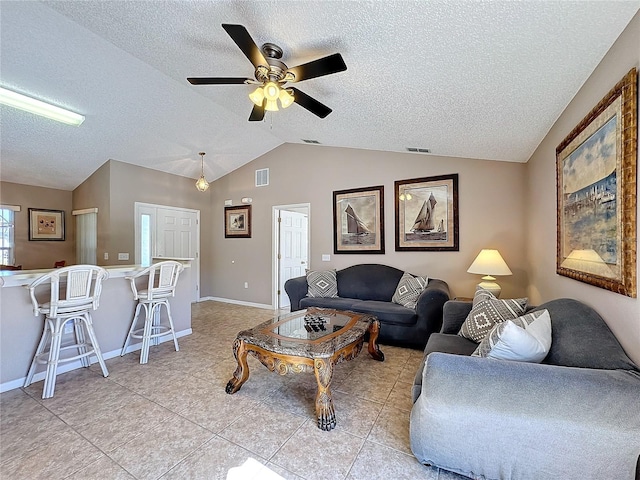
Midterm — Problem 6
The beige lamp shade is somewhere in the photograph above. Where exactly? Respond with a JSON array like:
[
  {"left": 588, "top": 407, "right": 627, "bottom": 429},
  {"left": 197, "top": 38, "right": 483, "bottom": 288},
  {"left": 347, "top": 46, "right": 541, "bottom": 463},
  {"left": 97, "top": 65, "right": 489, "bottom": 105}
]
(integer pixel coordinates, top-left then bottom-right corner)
[{"left": 467, "top": 249, "right": 512, "bottom": 297}]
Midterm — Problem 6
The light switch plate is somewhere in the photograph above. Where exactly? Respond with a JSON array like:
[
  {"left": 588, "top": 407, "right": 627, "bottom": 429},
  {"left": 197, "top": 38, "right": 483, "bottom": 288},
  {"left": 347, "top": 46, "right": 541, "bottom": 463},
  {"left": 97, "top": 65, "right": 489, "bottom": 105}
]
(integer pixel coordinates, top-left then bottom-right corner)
[
  {"left": 322, "top": 254, "right": 330, "bottom": 262},
  {"left": 118, "top": 253, "right": 129, "bottom": 261}
]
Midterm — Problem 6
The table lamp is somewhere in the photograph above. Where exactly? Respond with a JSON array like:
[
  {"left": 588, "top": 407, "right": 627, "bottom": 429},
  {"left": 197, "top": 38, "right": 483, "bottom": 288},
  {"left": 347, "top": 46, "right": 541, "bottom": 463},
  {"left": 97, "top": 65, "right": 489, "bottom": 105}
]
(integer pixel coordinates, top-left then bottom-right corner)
[{"left": 467, "top": 249, "right": 512, "bottom": 297}]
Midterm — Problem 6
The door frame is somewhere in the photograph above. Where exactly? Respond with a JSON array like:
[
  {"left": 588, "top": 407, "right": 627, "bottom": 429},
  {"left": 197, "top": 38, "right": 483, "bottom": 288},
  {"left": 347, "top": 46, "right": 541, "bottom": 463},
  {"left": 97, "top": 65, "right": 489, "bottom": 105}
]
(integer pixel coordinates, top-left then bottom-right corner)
[
  {"left": 134, "top": 202, "right": 201, "bottom": 302},
  {"left": 272, "top": 203, "right": 311, "bottom": 310}
]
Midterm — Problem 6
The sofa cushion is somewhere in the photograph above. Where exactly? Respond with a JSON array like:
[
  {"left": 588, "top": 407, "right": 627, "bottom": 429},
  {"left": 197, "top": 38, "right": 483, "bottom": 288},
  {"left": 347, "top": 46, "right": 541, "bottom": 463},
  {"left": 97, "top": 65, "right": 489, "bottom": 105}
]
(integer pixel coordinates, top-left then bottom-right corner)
[
  {"left": 392, "top": 272, "right": 428, "bottom": 309},
  {"left": 336, "top": 264, "right": 404, "bottom": 301},
  {"left": 472, "top": 309, "right": 552, "bottom": 363},
  {"left": 299, "top": 296, "right": 355, "bottom": 311},
  {"left": 534, "top": 299, "right": 639, "bottom": 370},
  {"left": 349, "top": 300, "right": 417, "bottom": 326},
  {"left": 306, "top": 270, "right": 338, "bottom": 298},
  {"left": 459, "top": 288, "right": 528, "bottom": 342}
]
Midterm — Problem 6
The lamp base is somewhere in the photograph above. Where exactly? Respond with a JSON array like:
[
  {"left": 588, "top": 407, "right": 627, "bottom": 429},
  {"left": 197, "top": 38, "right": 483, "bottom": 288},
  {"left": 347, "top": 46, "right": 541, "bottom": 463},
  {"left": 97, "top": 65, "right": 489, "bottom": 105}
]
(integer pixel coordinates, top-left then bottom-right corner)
[{"left": 477, "top": 280, "right": 501, "bottom": 298}]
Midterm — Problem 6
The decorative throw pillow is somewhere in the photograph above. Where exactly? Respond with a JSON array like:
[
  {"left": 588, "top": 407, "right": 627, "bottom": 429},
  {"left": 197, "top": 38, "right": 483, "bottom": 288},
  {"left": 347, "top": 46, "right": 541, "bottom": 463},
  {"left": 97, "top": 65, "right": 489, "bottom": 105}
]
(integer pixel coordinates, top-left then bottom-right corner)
[
  {"left": 306, "top": 270, "right": 338, "bottom": 298},
  {"left": 458, "top": 287, "right": 528, "bottom": 342},
  {"left": 472, "top": 309, "right": 552, "bottom": 362},
  {"left": 392, "top": 272, "right": 429, "bottom": 309}
]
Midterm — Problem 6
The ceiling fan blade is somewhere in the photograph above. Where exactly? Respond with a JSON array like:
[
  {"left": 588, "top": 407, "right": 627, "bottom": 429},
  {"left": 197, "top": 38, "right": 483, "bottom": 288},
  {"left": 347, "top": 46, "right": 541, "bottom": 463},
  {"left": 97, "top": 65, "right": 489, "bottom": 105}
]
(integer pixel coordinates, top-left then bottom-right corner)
[
  {"left": 290, "top": 87, "right": 332, "bottom": 118},
  {"left": 249, "top": 102, "right": 265, "bottom": 122},
  {"left": 222, "top": 24, "right": 268, "bottom": 68},
  {"left": 286, "top": 53, "right": 347, "bottom": 83},
  {"left": 187, "top": 77, "right": 249, "bottom": 85}
]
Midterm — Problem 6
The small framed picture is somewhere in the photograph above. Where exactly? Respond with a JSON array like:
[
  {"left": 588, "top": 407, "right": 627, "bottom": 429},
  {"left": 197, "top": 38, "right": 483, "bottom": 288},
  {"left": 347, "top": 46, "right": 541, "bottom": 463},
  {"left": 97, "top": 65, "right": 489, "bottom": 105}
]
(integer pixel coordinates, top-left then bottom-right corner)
[
  {"left": 333, "top": 185, "right": 384, "bottom": 254},
  {"left": 225, "top": 205, "right": 251, "bottom": 238},
  {"left": 28, "top": 208, "right": 65, "bottom": 241}
]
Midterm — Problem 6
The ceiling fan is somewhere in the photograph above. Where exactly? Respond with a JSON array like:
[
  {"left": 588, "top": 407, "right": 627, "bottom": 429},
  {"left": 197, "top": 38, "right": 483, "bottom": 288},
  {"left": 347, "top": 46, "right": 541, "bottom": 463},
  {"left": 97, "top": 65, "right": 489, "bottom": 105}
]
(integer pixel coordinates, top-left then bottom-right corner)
[{"left": 187, "top": 24, "right": 347, "bottom": 121}]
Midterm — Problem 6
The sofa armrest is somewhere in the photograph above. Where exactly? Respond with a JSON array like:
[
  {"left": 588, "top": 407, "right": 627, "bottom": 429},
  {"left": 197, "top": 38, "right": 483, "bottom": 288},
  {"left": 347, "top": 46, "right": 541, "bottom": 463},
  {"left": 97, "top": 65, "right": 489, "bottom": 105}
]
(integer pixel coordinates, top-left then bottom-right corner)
[
  {"left": 410, "top": 352, "right": 640, "bottom": 480},
  {"left": 440, "top": 300, "right": 472, "bottom": 334},
  {"left": 284, "top": 275, "right": 308, "bottom": 311},
  {"left": 414, "top": 279, "right": 450, "bottom": 339}
]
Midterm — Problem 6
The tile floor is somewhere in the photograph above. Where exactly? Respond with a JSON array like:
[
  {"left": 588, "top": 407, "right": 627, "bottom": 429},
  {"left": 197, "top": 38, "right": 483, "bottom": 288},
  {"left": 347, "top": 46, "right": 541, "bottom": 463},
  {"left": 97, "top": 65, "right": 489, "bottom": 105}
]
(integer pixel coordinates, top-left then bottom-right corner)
[{"left": 1, "top": 301, "right": 468, "bottom": 480}]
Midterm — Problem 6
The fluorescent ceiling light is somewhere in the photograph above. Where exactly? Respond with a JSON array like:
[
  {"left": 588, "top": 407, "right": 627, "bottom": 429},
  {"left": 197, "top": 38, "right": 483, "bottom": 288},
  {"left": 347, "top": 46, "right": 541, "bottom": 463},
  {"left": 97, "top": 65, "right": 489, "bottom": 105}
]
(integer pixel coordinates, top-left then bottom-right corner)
[{"left": 0, "top": 86, "right": 85, "bottom": 126}]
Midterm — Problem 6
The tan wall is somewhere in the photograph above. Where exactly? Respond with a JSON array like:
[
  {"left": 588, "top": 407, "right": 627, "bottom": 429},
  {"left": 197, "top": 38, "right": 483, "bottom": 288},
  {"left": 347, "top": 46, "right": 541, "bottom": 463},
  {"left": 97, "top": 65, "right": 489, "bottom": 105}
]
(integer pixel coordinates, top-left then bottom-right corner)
[
  {"left": 72, "top": 161, "right": 111, "bottom": 264},
  {"left": 0, "top": 181, "right": 74, "bottom": 269},
  {"left": 525, "top": 12, "right": 640, "bottom": 364},
  {"left": 208, "top": 144, "right": 527, "bottom": 305}
]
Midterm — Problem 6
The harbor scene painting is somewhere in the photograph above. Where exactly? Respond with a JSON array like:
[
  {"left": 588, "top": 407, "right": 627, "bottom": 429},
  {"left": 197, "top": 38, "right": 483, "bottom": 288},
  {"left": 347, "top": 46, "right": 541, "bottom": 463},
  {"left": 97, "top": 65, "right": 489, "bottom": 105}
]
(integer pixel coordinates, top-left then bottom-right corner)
[
  {"left": 395, "top": 174, "right": 458, "bottom": 251},
  {"left": 556, "top": 67, "right": 636, "bottom": 297},
  {"left": 333, "top": 185, "right": 384, "bottom": 254}
]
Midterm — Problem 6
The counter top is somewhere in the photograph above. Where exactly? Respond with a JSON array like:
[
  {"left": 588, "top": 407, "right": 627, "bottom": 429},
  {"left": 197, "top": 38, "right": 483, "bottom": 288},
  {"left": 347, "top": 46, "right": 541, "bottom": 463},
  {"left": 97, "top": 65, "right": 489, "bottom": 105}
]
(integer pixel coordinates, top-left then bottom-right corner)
[{"left": 0, "top": 265, "right": 144, "bottom": 288}]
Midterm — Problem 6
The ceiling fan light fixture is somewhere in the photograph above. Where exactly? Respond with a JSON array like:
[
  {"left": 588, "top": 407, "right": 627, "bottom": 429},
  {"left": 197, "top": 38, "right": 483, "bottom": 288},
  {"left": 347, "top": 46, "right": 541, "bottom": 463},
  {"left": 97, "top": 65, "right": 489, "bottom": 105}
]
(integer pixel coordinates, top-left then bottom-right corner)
[
  {"left": 279, "top": 88, "right": 294, "bottom": 109},
  {"left": 248, "top": 87, "right": 264, "bottom": 106},
  {"left": 195, "top": 152, "right": 210, "bottom": 192}
]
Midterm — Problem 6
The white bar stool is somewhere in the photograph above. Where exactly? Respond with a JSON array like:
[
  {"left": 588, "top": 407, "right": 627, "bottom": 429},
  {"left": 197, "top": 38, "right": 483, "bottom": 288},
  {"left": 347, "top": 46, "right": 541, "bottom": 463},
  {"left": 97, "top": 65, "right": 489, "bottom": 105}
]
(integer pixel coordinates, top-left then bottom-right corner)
[
  {"left": 24, "top": 265, "right": 109, "bottom": 399},
  {"left": 121, "top": 261, "right": 184, "bottom": 364}
]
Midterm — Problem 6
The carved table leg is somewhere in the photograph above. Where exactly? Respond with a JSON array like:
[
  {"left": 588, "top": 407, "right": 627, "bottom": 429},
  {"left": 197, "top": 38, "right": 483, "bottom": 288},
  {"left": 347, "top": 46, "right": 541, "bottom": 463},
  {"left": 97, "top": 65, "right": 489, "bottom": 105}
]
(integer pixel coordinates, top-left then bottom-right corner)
[
  {"left": 313, "top": 357, "right": 336, "bottom": 431},
  {"left": 226, "top": 338, "right": 250, "bottom": 394},
  {"left": 367, "top": 319, "right": 385, "bottom": 361}
]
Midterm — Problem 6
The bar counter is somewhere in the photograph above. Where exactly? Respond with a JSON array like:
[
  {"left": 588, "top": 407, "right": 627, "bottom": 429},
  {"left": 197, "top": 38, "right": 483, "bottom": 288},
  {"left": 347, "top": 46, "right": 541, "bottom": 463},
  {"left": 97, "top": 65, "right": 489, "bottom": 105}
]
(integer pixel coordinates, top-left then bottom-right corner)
[{"left": 0, "top": 264, "right": 192, "bottom": 392}]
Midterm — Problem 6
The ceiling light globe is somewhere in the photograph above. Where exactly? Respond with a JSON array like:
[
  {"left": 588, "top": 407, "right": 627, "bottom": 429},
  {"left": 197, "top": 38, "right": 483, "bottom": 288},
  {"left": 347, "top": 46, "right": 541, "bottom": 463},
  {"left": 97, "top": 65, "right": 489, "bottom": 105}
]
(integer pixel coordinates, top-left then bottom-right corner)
[
  {"left": 248, "top": 87, "right": 264, "bottom": 106},
  {"left": 279, "top": 89, "right": 294, "bottom": 109},
  {"left": 195, "top": 175, "right": 209, "bottom": 192},
  {"left": 264, "top": 99, "right": 279, "bottom": 112},
  {"left": 264, "top": 82, "right": 280, "bottom": 101}
]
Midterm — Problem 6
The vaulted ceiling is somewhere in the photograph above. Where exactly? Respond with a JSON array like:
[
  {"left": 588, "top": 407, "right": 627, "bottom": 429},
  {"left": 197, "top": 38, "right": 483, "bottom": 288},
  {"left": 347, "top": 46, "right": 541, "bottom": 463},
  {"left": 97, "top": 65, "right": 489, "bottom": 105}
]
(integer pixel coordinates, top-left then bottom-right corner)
[{"left": 1, "top": 1, "right": 638, "bottom": 190}]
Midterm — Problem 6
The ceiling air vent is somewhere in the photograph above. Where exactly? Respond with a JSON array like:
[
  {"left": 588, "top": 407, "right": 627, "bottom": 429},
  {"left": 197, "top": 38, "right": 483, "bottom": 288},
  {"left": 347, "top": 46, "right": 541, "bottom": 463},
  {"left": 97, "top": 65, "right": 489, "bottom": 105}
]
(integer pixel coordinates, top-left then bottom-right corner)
[
  {"left": 406, "top": 147, "right": 431, "bottom": 153},
  {"left": 302, "top": 139, "right": 321, "bottom": 144},
  {"left": 255, "top": 168, "right": 269, "bottom": 187}
]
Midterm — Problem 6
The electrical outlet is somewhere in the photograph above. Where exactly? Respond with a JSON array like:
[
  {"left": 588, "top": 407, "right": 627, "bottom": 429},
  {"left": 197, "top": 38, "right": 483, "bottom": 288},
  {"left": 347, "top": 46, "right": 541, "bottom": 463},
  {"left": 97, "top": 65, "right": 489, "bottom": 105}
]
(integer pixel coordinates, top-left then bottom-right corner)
[
  {"left": 118, "top": 253, "right": 129, "bottom": 261},
  {"left": 64, "top": 323, "right": 73, "bottom": 335},
  {"left": 244, "top": 282, "right": 248, "bottom": 289},
  {"left": 104, "top": 252, "right": 109, "bottom": 260}
]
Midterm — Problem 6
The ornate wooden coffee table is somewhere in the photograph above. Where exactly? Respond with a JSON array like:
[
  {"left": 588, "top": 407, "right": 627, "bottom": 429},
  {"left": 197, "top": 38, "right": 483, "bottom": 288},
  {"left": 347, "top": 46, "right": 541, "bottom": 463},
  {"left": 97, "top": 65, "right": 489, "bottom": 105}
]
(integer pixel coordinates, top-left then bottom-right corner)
[{"left": 225, "top": 307, "right": 384, "bottom": 430}]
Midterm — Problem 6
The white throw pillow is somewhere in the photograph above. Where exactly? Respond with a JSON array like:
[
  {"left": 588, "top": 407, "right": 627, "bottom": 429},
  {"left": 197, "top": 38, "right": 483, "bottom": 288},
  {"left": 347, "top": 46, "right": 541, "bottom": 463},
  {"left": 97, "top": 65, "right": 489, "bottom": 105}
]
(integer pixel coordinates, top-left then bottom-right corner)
[
  {"left": 306, "top": 269, "right": 338, "bottom": 298},
  {"left": 472, "top": 309, "right": 552, "bottom": 363}
]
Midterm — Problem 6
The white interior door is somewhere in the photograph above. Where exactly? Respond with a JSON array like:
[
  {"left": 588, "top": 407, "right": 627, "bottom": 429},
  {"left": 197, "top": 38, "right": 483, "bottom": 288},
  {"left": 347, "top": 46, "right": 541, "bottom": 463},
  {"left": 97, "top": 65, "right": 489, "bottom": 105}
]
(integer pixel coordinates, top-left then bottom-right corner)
[
  {"left": 135, "top": 203, "right": 200, "bottom": 302},
  {"left": 276, "top": 207, "right": 309, "bottom": 309}
]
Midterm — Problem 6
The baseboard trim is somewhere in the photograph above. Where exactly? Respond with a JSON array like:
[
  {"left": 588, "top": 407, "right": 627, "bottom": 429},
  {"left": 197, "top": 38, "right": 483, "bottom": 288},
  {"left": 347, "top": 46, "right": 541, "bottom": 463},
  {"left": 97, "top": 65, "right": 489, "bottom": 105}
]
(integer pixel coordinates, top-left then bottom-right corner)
[
  {"left": 200, "top": 296, "right": 274, "bottom": 310},
  {"left": 0, "top": 328, "right": 193, "bottom": 394}
]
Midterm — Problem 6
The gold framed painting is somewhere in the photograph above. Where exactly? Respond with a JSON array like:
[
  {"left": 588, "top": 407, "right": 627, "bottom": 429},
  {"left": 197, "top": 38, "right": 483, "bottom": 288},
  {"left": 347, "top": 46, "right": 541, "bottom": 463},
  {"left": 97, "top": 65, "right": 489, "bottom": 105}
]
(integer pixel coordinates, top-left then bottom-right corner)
[
  {"left": 395, "top": 174, "right": 459, "bottom": 251},
  {"left": 224, "top": 205, "right": 251, "bottom": 238},
  {"left": 556, "top": 68, "right": 637, "bottom": 297},
  {"left": 333, "top": 185, "right": 384, "bottom": 254},
  {"left": 28, "top": 208, "right": 65, "bottom": 241}
]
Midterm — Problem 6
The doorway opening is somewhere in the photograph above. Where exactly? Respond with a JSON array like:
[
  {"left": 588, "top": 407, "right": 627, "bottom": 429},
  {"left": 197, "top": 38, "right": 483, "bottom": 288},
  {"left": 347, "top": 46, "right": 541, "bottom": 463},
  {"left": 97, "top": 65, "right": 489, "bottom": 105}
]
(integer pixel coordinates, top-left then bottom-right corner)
[
  {"left": 273, "top": 203, "right": 310, "bottom": 310},
  {"left": 134, "top": 202, "right": 200, "bottom": 303}
]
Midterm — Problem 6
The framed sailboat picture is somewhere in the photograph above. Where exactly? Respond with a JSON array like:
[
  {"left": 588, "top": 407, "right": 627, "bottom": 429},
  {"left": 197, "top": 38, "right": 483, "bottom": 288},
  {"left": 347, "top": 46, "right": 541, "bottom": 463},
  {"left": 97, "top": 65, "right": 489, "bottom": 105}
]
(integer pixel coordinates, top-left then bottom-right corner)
[
  {"left": 395, "top": 174, "right": 459, "bottom": 251},
  {"left": 333, "top": 185, "right": 384, "bottom": 254},
  {"left": 556, "top": 68, "right": 636, "bottom": 297}
]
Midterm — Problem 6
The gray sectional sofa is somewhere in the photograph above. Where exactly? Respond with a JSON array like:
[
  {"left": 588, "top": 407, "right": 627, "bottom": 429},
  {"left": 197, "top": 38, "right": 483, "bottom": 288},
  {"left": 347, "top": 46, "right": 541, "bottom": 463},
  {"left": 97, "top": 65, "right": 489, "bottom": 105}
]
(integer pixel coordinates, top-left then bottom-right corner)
[
  {"left": 410, "top": 298, "right": 640, "bottom": 480},
  {"left": 284, "top": 264, "right": 450, "bottom": 349}
]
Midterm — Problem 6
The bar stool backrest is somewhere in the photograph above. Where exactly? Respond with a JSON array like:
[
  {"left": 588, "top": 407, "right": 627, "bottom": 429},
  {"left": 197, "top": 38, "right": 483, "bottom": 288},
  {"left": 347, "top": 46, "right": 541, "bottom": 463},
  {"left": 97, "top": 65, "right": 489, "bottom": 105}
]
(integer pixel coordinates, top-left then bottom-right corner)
[
  {"left": 129, "top": 261, "right": 184, "bottom": 301},
  {"left": 28, "top": 265, "right": 109, "bottom": 318}
]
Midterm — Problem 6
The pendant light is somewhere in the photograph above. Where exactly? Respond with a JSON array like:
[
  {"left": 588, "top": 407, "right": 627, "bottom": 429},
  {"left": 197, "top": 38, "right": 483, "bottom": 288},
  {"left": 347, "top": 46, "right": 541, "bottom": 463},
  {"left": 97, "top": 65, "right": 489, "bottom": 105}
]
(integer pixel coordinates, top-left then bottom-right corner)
[{"left": 195, "top": 152, "right": 209, "bottom": 192}]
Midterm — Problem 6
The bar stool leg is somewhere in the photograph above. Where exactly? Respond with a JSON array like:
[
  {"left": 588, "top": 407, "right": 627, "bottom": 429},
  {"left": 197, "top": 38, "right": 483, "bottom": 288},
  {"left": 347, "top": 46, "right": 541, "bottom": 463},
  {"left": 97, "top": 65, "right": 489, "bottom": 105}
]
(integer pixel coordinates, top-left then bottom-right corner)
[
  {"left": 164, "top": 300, "right": 180, "bottom": 352},
  {"left": 24, "top": 322, "right": 51, "bottom": 388},
  {"left": 73, "top": 317, "right": 90, "bottom": 368},
  {"left": 43, "top": 317, "right": 64, "bottom": 399},
  {"left": 140, "top": 303, "right": 153, "bottom": 364},
  {"left": 82, "top": 312, "right": 109, "bottom": 377},
  {"left": 121, "top": 303, "right": 142, "bottom": 356}
]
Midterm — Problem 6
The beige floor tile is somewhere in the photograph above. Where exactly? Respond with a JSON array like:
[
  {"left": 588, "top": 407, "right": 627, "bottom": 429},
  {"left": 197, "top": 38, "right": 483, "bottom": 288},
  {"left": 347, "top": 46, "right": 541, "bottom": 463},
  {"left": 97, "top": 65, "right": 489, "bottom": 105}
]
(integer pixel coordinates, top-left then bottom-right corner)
[
  {"left": 178, "top": 388, "right": 260, "bottom": 433},
  {"left": 108, "top": 414, "right": 214, "bottom": 480},
  {"left": 219, "top": 401, "right": 306, "bottom": 459},
  {"left": 159, "top": 434, "right": 265, "bottom": 479},
  {"left": 368, "top": 404, "right": 412, "bottom": 455},
  {"left": 270, "top": 421, "right": 365, "bottom": 480},
  {"left": 331, "top": 390, "right": 384, "bottom": 438},
  {"left": 346, "top": 440, "right": 438, "bottom": 479},
  {"left": 385, "top": 381, "right": 414, "bottom": 413},
  {"left": 66, "top": 455, "right": 136, "bottom": 480}
]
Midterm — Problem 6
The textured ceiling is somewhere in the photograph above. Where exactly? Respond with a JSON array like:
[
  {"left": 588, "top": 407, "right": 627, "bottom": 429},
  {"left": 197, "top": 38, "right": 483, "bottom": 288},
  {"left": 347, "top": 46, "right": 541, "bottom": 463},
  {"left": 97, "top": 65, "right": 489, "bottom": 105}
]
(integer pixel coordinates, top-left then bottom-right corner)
[{"left": 1, "top": 1, "right": 638, "bottom": 191}]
